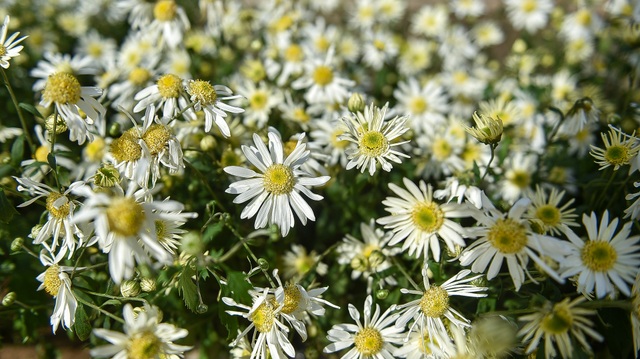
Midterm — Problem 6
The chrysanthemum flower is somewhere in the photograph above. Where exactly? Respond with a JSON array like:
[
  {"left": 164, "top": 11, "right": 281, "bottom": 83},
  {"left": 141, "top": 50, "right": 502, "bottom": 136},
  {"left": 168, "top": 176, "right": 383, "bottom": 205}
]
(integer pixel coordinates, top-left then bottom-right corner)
[
  {"left": 91, "top": 303, "right": 191, "bottom": 358},
  {"left": 224, "top": 130, "right": 330, "bottom": 237},
  {"left": 185, "top": 79, "right": 244, "bottom": 137},
  {"left": 395, "top": 268, "right": 487, "bottom": 344},
  {"left": 133, "top": 73, "right": 190, "bottom": 119},
  {"left": 524, "top": 185, "right": 578, "bottom": 236},
  {"left": 36, "top": 253, "right": 77, "bottom": 333},
  {"left": 291, "top": 48, "right": 355, "bottom": 105},
  {"left": 377, "top": 178, "right": 473, "bottom": 262},
  {"left": 504, "top": 0, "right": 553, "bottom": 33},
  {"left": 459, "top": 198, "right": 568, "bottom": 291},
  {"left": 0, "top": 15, "right": 27, "bottom": 69},
  {"left": 340, "top": 103, "right": 410, "bottom": 176},
  {"left": 560, "top": 211, "right": 640, "bottom": 298},
  {"left": 324, "top": 295, "right": 404, "bottom": 359},
  {"left": 282, "top": 244, "right": 328, "bottom": 279},
  {"left": 223, "top": 288, "right": 295, "bottom": 359},
  {"left": 518, "top": 297, "right": 603, "bottom": 359},
  {"left": 590, "top": 126, "right": 639, "bottom": 171},
  {"left": 463, "top": 111, "right": 503, "bottom": 146}
]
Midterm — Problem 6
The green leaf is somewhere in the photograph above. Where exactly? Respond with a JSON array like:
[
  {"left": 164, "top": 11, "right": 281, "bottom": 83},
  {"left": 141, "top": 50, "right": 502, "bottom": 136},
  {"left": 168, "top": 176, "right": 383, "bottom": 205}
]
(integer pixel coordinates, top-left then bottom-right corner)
[
  {"left": 10, "top": 135, "right": 24, "bottom": 168},
  {"left": 47, "top": 152, "right": 57, "bottom": 170},
  {"left": 0, "top": 189, "right": 19, "bottom": 224},
  {"left": 202, "top": 220, "right": 224, "bottom": 243},
  {"left": 178, "top": 264, "right": 199, "bottom": 313},
  {"left": 0, "top": 164, "right": 14, "bottom": 178},
  {"left": 226, "top": 271, "right": 253, "bottom": 305},
  {"left": 74, "top": 304, "right": 92, "bottom": 341},
  {"left": 472, "top": 160, "right": 481, "bottom": 182},
  {"left": 19, "top": 103, "right": 44, "bottom": 119},
  {"left": 100, "top": 299, "right": 121, "bottom": 307}
]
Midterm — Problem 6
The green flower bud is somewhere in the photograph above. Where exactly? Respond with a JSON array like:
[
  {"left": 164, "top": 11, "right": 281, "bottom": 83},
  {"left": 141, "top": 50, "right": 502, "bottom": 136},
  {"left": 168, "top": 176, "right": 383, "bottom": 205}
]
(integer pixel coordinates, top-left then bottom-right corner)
[
  {"left": 200, "top": 135, "right": 217, "bottom": 152},
  {"left": 196, "top": 303, "right": 208, "bottom": 313},
  {"left": 44, "top": 114, "right": 67, "bottom": 134},
  {"left": 376, "top": 289, "right": 389, "bottom": 300},
  {"left": 140, "top": 278, "right": 156, "bottom": 292},
  {"left": 120, "top": 280, "right": 141, "bottom": 298},
  {"left": 94, "top": 164, "right": 120, "bottom": 188},
  {"left": 348, "top": 93, "right": 365, "bottom": 113},
  {"left": 10, "top": 237, "right": 24, "bottom": 252},
  {"left": 258, "top": 258, "right": 269, "bottom": 271},
  {"left": 2, "top": 292, "right": 16, "bottom": 306}
]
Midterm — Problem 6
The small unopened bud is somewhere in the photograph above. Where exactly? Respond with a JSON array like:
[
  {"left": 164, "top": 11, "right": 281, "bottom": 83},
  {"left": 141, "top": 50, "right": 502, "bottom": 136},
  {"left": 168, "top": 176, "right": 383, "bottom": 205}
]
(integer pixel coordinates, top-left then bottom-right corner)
[
  {"left": 94, "top": 164, "right": 120, "bottom": 188},
  {"left": 348, "top": 93, "right": 365, "bottom": 113},
  {"left": 200, "top": 135, "right": 217, "bottom": 152},
  {"left": 2, "top": 292, "right": 16, "bottom": 306},
  {"left": 44, "top": 114, "right": 67, "bottom": 134},
  {"left": 258, "top": 258, "right": 269, "bottom": 271},
  {"left": 30, "top": 225, "right": 43, "bottom": 240},
  {"left": 196, "top": 303, "right": 208, "bottom": 313},
  {"left": 376, "top": 289, "right": 389, "bottom": 300},
  {"left": 109, "top": 122, "right": 121, "bottom": 137},
  {"left": 368, "top": 251, "right": 385, "bottom": 269},
  {"left": 10, "top": 237, "right": 24, "bottom": 252},
  {"left": 140, "top": 278, "right": 157, "bottom": 292},
  {"left": 350, "top": 255, "right": 368, "bottom": 272},
  {"left": 120, "top": 280, "right": 141, "bottom": 298}
]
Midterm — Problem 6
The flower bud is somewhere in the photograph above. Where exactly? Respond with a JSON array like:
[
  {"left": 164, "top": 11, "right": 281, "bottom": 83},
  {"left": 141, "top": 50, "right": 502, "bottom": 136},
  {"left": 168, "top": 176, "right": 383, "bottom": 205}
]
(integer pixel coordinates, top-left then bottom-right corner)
[
  {"left": 196, "top": 303, "right": 209, "bottom": 313},
  {"left": 200, "top": 135, "right": 217, "bottom": 152},
  {"left": 2, "top": 292, "right": 16, "bottom": 306},
  {"left": 463, "top": 112, "right": 503, "bottom": 146},
  {"left": 44, "top": 114, "right": 67, "bottom": 134},
  {"left": 10, "top": 237, "right": 24, "bottom": 252},
  {"left": 140, "top": 278, "right": 157, "bottom": 292},
  {"left": 258, "top": 258, "right": 269, "bottom": 271},
  {"left": 348, "top": 93, "right": 365, "bottom": 113},
  {"left": 94, "top": 164, "right": 120, "bottom": 188},
  {"left": 376, "top": 289, "right": 389, "bottom": 300},
  {"left": 109, "top": 122, "right": 122, "bottom": 137},
  {"left": 120, "top": 280, "right": 141, "bottom": 298}
]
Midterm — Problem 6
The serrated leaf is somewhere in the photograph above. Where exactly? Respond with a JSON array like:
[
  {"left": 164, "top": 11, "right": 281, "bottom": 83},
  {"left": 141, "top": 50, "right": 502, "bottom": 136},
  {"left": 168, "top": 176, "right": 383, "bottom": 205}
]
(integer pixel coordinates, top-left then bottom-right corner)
[
  {"left": 203, "top": 220, "right": 224, "bottom": 243},
  {"left": 0, "top": 189, "right": 19, "bottom": 224},
  {"left": 218, "top": 296, "right": 239, "bottom": 341},
  {"left": 226, "top": 271, "right": 253, "bottom": 305},
  {"left": 74, "top": 304, "right": 92, "bottom": 341},
  {"left": 178, "top": 265, "right": 199, "bottom": 313},
  {"left": 10, "top": 135, "right": 24, "bottom": 168},
  {"left": 19, "top": 103, "right": 43, "bottom": 119}
]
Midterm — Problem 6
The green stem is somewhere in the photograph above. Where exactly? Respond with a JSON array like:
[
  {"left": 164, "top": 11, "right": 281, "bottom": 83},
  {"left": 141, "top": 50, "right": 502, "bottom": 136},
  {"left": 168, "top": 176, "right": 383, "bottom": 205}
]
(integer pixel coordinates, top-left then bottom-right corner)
[
  {"left": 75, "top": 295, "right": 125, "bottom": 324},
  {"left": 0, "top": 68, "right": 35, "bottom": 151},
  {"left": 390, "top": 256, "right": 421, "bottom": 291},
  {"left": 480, "top": 143, "right": 497, "bottom": 183},
  {"left": 82, "top": 290, "right": 147, "bottom": 304}
]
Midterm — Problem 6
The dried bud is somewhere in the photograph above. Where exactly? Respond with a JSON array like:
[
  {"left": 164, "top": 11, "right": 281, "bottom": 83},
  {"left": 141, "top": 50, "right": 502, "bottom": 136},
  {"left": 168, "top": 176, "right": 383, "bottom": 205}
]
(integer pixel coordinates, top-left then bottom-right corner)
[{"left": 347, "top": 93, "right": 365, "bottom": 113}]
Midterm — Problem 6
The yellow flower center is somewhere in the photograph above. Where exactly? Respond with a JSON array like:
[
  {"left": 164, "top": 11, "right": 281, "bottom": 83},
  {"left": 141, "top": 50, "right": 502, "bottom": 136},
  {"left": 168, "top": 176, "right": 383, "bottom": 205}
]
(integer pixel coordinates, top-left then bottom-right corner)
[
  {"left": 417, "top": 332, "right": 435, "bottom": 354},
  {"left": 292, "top": 108, "right": 310, "bottom": 123},
  {"left": 249, "top": 91, "right": 268, "bottom": 110},
  {"left": 354, "top": 327, "right": 384, "bottom": 356},
  {"left": 373, "top": 39, "right": 385, "bottom": 51},
  {"left": 540, "top": 303, "right": 573, "bottom": 335},
  {"left": 535, "top": 205, "right": 561, "bottom": 226},
  {"left": 157, "top": 74, "right": 182, "bottom": 99},
  {"left": 604, "top": 145, "right": 631, "bottom": 166},
  {"left": 419, "top": 286, "right": 450, "bottom": 318},
  {"left": 330, "top": 129, "right": 348, "bottom": 149},
  {"left": 43, "top": 264, "right": 62, "bottom": 296},
  {"left": 548, "top": 167, "right": 567, "bottom": 184},
  {"left": 155, "top": 220, "right": 167, "bottom": 239},
  {"left": 294, "top": 256, "right": 314, "bottom": 275},
  {"left": 187, "top": 80, "right": 217, "bottom": 105},
  {"left": 521, "top": 0, "right": 537, "bottom": 13},
  {"left": 142, "top": 124, "right": 171, "bottom": 156},
  {"left": 43, "top": 72, "right": 82, "bottom": 104},
  {"left": 315, "top": 36, "right": 330, "bottom": 52},
  {"left": 46, "top": 192, "right": 71, "bottom": 219},
  {"left": 432, "top": 138, "right": 452, "bottom": 161},
  {"left": 312, "top": 65, "right": 333, "bottom": 86},
  {"left": 453, "top": 71, "right": 468, "bottom": 85},
  {"left": 284, "top": 44, "right": 303, "bottom": 62},
  {"left": 84, "top": 137, "right": 106, "bottom": 162},
  {"left": 581, "top": 240, "right": 618, "bottom": 272},
  {"left": 359, "top": 130, "right": 388, "bottom": 157},
  {"left": 281, "top": 285, "right": 302, "bottom": 314},
  {"left": 110, "top": 129, "right": 143, "bottom": 162},
  {"left": 128, "top": 331, "right": 162, "bottom": 359},
  {"left": 409, "top": 97, "right": 427, "bottom": 114},
  {"left": 576, "top": 9, "right": 592, "bottom": 26},
  {"left": 412, "top": 201, "right": 444, "bottom": 233},
  {"left": 153, "top": 0, "right": 177, "bottom": 21},
  {"left": 272, "top": 14, "right": 294, "bottom": 32},
  {"left": 508, "top": 170, "right": 531, "bottom": 189},
  {"left": 128, "top": 67, "right": 151, "bottom": 86},
  {"left": 250, "top": 298, "right": 278, "bottom": 333},
  {"left": 263, "top": 164, "right": 295, "bottom": 195},
  {"left": 34, "top": 145, "right": 50, "bottom": 163},
  {"left": 0, "top": 45, "right": 6, "bottom": 57},
  {"left": 106, "top": 197, "right": 145, "bottom": 237},
  {"left": 487, "top": 218, "right": 528, "bottom": 254}
]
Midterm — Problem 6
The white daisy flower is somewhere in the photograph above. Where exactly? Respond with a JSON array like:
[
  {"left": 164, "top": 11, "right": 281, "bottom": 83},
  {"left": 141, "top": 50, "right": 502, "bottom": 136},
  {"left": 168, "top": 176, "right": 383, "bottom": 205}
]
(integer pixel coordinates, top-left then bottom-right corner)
[
  {"left": 14, "top": 177, "right": 86, "bottom": 261},
  {"left": 560, "top": 211, "right": 640, "bottom": 299},
  {"left": 518, "top": 297, "right": 603, "bottom": 359},
  {"left": 30, "top": 52, "right": 98, "bottom": 91},
  {"left": 309, "top": 118, "right": 350, "bottom": 167},
  {"left": 20, "top": 124, "right": 76, "bottom": 182},
  {"left": 134, "top": 73, "right": 195, "bottom": 121},
  {"left": 590, "top": 126, "right": 639, "bottom": 172},
  {"left": 109, "top": 105, "right": 184, "bottom": 188},
  {"left": 0, "top": 126, "right": 22, "bottom": 143},
  {"left": 291, "top": 48, "right": 355, "bottom": 105},
  {"left": 459, "top": 198, "right": 568, "bottom": 291},
  {"left": 36, "top": 253, "right": 77, "bottom": 333},
  {"left": 395, "top": 267, "right": 487, "bottom": 344},
  {"left": 224, "top": 129, "right": 330, "bottom": 237},
  {"left": 498, "top": 151, "right": 537, "bottom": 204},
  {"left": 72, "top": 184, "right": 195, "bottom": 284},
  {"left": 91, "top": 303, "right": 191, "bottom": 358},
  {"left": 393, "top": 78, "right": 449, "bottom": 134},
  {"left": 324, "top": 295, "right": 404, "bottom": 359},
  {"left": 147, "top": 0, "right": 190, "bottom": 49},
  {"left": 411, "top": 5, "right": 449, "bottom": 37},
  {"left": 340, "top": 103, "right": 410, "bottom": 176},
  {"left": 236, "top": 80, "right": 284, "bottom": 129},
  {"left": 0, "top": 15, "right": 27, "bottom": 69},
  {"left": 504, "top": 0, "right": 553, "bottom": 33},
  {"left": 625, "top": 181, "right": 640, "bottom": 220},
  {"left": 223, "top": 288, "right": 295, "bottom": 359},
  {"left": 377, "top": 178, "right": 473, "bottom": 262},
  {"left": 281, "top": 244, "right": 328, "bottom": 279},
  {"left": 524, "top": 185, "right": 578, "bottom": 237},
  {"left": 434, "top": 175, "right": 496, "bottom": 211},
  {"left": 185, "top": 79, "right": 244, "bottom": 137}
]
